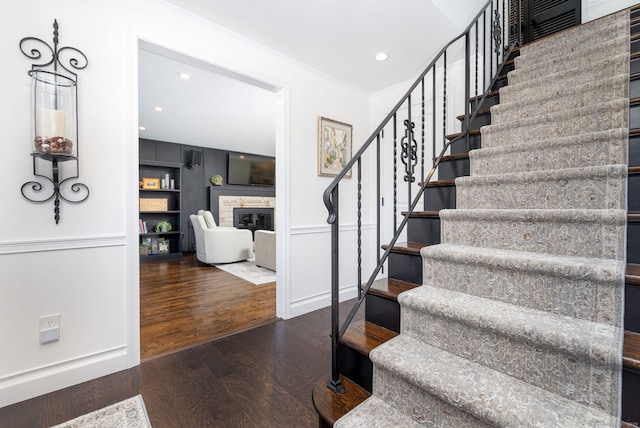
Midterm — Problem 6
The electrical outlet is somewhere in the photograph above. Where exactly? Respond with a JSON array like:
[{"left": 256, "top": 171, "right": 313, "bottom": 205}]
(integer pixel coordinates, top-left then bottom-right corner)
[{"left": 39, "top": 314, "right": 60, "bottom": 343}]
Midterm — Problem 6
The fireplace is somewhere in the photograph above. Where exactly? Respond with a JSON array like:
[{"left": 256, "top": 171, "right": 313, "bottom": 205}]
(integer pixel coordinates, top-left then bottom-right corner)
[{"left": 233, "top": 207, "right": 274, "bottom": 238}]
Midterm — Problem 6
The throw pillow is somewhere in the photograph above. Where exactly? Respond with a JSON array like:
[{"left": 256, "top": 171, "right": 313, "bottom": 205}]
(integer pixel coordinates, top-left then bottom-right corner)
[{"left": 198, "top": 210, "right": 217, "bottom": 228}]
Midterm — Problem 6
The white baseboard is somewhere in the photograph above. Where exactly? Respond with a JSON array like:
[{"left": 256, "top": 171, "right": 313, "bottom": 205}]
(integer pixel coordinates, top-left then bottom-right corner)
[
  {"left": 289, "top": 285, "right": 358, "bottom": 318},
  {"left": 0, "top": 346, "right": 131, "bottom": 408}
]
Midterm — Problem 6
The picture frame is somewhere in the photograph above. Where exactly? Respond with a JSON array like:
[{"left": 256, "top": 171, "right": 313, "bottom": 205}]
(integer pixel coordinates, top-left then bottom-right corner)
[
  {"left": 318, "top": 116, "right": 352, "bottom": 178},
  {"left": 141, "top": 177, "right": 160, "bottom": 189}
]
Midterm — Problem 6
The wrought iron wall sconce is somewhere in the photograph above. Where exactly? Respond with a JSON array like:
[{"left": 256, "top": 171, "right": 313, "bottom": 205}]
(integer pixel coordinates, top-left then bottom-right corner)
[{"left": 20, "top": 20, "right": 89, "bottom": 224}]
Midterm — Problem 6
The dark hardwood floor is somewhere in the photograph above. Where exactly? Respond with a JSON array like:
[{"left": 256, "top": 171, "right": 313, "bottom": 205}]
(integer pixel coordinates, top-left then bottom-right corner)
[
  {"left": 0, "top": 300, "right": 364, "bottom": 427},
  {"left": 140, "top": 254, "right": 277, "bottom": 360}
]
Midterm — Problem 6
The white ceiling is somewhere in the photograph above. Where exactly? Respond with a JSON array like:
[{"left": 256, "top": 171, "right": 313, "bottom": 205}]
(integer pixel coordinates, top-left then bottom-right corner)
[{"left": 138, "top": 0, "right": 483, "bottom": 154}]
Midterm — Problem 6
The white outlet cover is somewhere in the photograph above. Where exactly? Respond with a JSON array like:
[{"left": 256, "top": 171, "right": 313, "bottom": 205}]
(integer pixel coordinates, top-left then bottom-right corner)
[{"left": 39, "top": 314, "right": 60, "bottom": 331}]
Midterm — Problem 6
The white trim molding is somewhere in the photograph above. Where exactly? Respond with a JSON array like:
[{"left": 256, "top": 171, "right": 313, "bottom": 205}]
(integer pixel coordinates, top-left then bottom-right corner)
[{"left": 0, "top": 235, "right": 127, "bottom": 255}]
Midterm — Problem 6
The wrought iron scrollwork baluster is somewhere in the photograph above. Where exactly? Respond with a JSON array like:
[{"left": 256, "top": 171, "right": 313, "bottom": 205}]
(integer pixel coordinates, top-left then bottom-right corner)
[{"left": 401, "top": 119, "right": 417, "bottom": 183}]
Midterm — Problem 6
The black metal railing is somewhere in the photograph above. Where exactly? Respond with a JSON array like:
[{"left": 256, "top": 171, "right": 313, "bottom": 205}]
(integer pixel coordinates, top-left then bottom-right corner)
[{"left": 323, "top": 0, "right": 522, "bottom": 394}]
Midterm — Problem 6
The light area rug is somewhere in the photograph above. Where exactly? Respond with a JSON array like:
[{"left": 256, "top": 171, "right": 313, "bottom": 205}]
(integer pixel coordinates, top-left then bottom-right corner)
[
  {"left": 215, "top": 258, "right": 276, "bottom": 285},
  {"left": 50, "top": 395, "right": 151, "bottom": 428}
]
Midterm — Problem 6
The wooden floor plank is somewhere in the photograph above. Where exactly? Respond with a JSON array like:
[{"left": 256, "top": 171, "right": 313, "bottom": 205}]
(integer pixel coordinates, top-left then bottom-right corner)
[{"left": 140, "top": 254, "right": 277, "bottom": 359}]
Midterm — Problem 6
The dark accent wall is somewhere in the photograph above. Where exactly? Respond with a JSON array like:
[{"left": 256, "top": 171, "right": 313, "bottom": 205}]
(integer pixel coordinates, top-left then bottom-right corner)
[{"left": 139, "top": 138, "right": 275, "bottom": 253}]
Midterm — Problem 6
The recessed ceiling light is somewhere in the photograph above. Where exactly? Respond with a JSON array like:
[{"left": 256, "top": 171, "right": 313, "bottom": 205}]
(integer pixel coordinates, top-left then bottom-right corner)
[
  {"left": 179, "top": 73, "right": 191, "bottom": 80},
  {"left": 375, "top": 52, "right": 389, "bottom": 61},
  {"left": 138, "top": 126, "right": 146, "bottom": 131},
  {"left": 154, "top": 107, "right": 163, "bottom": 112}
]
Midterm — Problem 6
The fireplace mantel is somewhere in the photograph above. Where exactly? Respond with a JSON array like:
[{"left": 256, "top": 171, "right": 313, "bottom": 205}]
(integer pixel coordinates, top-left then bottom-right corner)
[{"left": 218, "top": 195, "right": 275, "bottom": 227}]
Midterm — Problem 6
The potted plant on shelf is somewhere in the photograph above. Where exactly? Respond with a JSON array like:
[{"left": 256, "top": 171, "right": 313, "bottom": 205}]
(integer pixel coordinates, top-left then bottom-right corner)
[{"left": 210, "top": 174, "right": 223, "bottom": 186}]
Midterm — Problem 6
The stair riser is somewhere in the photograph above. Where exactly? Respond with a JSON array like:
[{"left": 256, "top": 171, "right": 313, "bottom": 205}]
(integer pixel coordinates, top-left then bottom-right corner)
[
  {"left": 337, "top": 344, "right": 373, "bottom": 392},
  {"left": 421, "top": 248, "right": 622, "bottom": 325},
  {"left": 401, "top": 305, "right": 619, "bottom": 414},
  {"left": 631, "top": 134, "right": 640, "bottom": 165},
  {"left": 407, "top": 216, "right": 441, "bottom": 245},
  {"left": 494, "top": 76, "right": 628, "bottom": 124},
  {"left": 449, "top": 134, "right": 481, "bottom": 155},
  {"left": 631, "top": 55, "right": 640, "bottom": 74},
  {"left": 388, "top": 252, "right": 422, "bottom": 284},
  {"left": 514, "top": 36, "right": 629, "bottom": 76},
  {"left": 627, "top": 221, "right": 640, "bottom": 264},
  {"left": 628, "top": 175, "right": 640, "bottom": 210},
  {"left": 625, "top": 283, "right": 640, "bottom": 333},
  {"left": 470, "top": 93, "right": 499, "bottom": 111},
  {"left": 371, "top": 368, "right": 490, "bottom": 427},
  {"left": 440, "top": 210, "right": 626, "bottom": 260},
  {"left": 470, "top": 130, "right": 628, "bottom": 176},
  {"left": 456, "top": 113, "right": 490, "bottom": 129},
  {"left": 508, "top": 54, "right": 629, "bottom": 87},
  {"left": 631, "top": 77, "right": 640, "bottom": 99},
  {"left": 423, "top": 185, "right": 456, "bottom": 211},
  {"left": 366, "top": 294, "right": 401, "bottom": 333},
  {"left": 481, "top": 100, "right": 628, "bottom": 149},
  {"left": 622, "top": 367, "right": 640, "bottom": 424},
  {"left": 456, "top": 169, "right": 627, "bottom": 210},
  {"left": 631, "top": 102, "right": 640, "bottom": 129},
  {"left": 438, "top": 158, "right": 469, "bottom": 181}
]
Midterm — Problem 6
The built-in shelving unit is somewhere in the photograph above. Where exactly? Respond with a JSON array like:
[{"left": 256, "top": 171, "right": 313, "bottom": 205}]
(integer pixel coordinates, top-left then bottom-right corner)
[{"left": 139, "top": 160, "right": 182, "bottom": 261}]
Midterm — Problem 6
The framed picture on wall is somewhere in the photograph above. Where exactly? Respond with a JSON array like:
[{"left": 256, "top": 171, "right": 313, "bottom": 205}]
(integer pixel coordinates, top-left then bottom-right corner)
[{"left": 318, "top": 116, "right": 352, "bottom": 178}]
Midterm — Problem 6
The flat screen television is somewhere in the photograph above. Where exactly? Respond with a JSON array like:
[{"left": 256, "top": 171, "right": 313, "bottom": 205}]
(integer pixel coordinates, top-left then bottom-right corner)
[{"left": 227, "top": 153, "right": 275, "bottom": 186}]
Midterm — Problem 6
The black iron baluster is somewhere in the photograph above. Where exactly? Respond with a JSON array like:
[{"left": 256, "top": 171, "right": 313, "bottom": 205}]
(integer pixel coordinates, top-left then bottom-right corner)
[
  {"left": 393, "top": 113, "right": 398, "bottom": 233},
  {"left": 327, "top": 186, "right": 344, "bottom": 394},
  {"left": 464, "top": 32, "right": 471, "bottom": 151},
  {"left": 443, "top": 51, "right": 447, "bottom": 157},
  {"left": 403, "top": 96, "right": 415, "bottom": 202},
  {"left": 484, "top": 10, "right": 487, "bottom": 90},
  {"left": 432, "top": 69, "right": 436, "bottom": 165},
  {"left": 357, "top": 159, "right": 362, "bottom": 299},
  {"left": 421, "top": 79, "right": 425, "bottom": 183},
  {"left": 376, "top": 133, "right": 381, "bottom": 269}
]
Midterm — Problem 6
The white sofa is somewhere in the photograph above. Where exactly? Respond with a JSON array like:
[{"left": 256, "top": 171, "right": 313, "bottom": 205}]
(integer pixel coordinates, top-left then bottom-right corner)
[
  {"left": 190, "top": 211, "right": 253, "bottom": 264},
  {"left": 254, "top": 230, "right": 276, "bottom": 271}
]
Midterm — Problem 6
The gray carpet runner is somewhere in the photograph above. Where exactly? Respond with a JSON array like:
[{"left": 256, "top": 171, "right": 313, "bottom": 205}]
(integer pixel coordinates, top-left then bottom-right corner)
[{"left": 336, "top": 8, "right": 629, "bottom": 427}]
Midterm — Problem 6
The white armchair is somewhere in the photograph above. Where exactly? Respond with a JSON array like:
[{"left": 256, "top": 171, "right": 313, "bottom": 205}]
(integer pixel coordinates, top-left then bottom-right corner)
[{"left": 190, "top": 212, "right": 253, "bottom": 264}]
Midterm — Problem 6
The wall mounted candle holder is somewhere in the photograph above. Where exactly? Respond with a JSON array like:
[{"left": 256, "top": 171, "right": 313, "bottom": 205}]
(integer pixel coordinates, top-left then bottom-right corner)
[{"left": 20, "top": 20, "right": 89, "bottom": 224}]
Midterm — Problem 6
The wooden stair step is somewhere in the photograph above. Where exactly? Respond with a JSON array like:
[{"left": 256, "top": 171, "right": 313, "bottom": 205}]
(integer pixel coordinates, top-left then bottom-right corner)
[
  {"left": 469, "top": 89, "right": 499, "bottom": 103},
  {"left": 423, "top": 178, "right": 456, "bottom": 188},
  {"left": 340, "top": 319, "right": 398, "bottom": 356},
  {"left": 312, "top": 375, "right": 371, "bottom": 428},
  {"left": 381, "top": 241, "right": 430, "bottom": 256},
  {"left": 629, "top": 213, "right": 640, "bottom": 223},
  {"left": 456, "top": 109, "right": 491, "bottom": 122},
  {"left": 364, "top": 277, "right": 419, "bottom": 301},
  {"left": 631, "top": 71, "right": 640, "bottom": 82},
  {"left": 626, "top": 263, "right": 640, "bottom": 285},
  {"left": 401, "top": 210, "right": 440, "bottom": 218},
  {"left": 624, "top": 330, "right": 640, "bottom": 371},
  {"left": 442, "top": 152, "right": 469, "bottom": 162},
  {"left": 446, "top": 128, "right": 480, "bottom": 141},
  {"left": 629, "top": 166, "right": 640, "bottom": 175}
]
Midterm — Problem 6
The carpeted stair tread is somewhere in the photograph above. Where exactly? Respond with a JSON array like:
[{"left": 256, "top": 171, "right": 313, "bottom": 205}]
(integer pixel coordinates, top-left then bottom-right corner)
[
  {"left": 421, "top": 243, "right": 624, "bottom": 325},
  {"left": 469, "top": 129, "right": 628, "bottom": 175},
  {"left": 516, "top": 10, "right": 627, "bottom": 59},
  {"left": 398, "top": 284, "right": 620, "bottom": 411},
  {"left": 312, "top": 375, "right": 370, "bottom": 427},
  {"left": 455, "top": 164, "right": 627, "bottom": 210},
  {"left": 365, "top": 277, "right": 419, "bottom": 301},
  {"left": 508, "top": 52, "right": 629, "bottom": 88},
  {"left": 480, "top": 99, "right": 629, "bottom": 148},
  {"left": 513, "top": 35, "right": 629, "bottom": 77},
  {"left": 340, "top": 319, "right": 397, "bottom": 357},
  {"left": 502, "top": 55, "right": 630, "bottom": 104},
  {"left": 367, "top": 335, "right": 618, "bottom": 427},
  {"left": 334, "top": 395, "right": 425, "bottom": 427},
  {"left": 624, "top": 330, "right": 640, "bottom": 371},
  {"left": 494, "top": 73, "right": 628, "bottom": 123},
  {"left": 440, "top": 208, "right": 627, "bottom": 259}
]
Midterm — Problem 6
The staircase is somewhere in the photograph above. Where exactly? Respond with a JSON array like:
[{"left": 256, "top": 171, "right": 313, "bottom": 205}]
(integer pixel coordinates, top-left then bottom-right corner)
[{"left": 314, "top": 5, "right": 640, "bottom": 427}]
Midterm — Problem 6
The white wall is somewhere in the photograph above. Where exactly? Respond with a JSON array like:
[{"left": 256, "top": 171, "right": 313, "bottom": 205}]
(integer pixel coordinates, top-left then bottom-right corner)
[
  {"left": 583, "top": 0, "right": 638, "bottom": 22},
  {"left": 0, "top": 0, "right": 372, "bottom": 406}
]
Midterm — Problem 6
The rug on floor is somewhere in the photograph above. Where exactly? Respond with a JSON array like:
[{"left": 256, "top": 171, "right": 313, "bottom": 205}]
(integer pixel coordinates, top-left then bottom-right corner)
[
  {"left": 215, "top": 258, "right": 276, "bottom": 285},
  {"left": 50, "top": 394, "right": 151, "bottom": 428}
]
